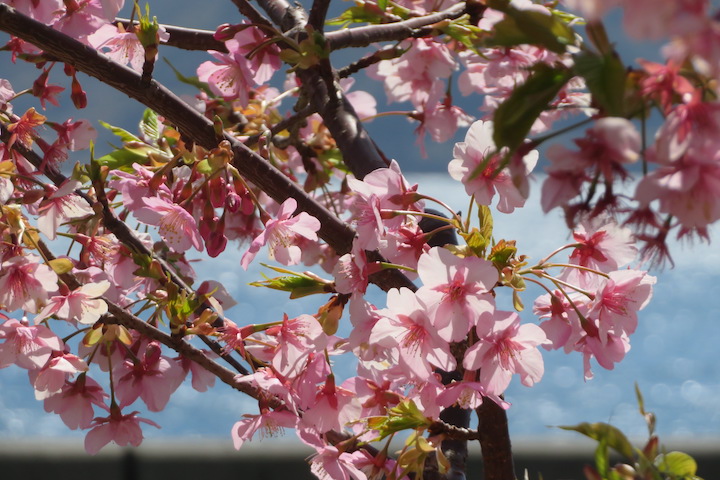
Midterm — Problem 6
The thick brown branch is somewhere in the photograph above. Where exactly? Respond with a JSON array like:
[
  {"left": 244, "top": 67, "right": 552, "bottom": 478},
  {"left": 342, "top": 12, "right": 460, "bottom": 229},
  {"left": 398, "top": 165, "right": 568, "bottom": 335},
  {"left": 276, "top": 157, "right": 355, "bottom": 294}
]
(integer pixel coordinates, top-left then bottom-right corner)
[
  {"left": 325, "top": 3, "right": 467, "bottom": 50},
  {"left": 228, "top": 0, "right": 278, "bottom": 33},
  {"left": 307, "top": 0, "right": 332, "bottom": 32},
  {"left": 253, "top": 0, "right": 307, "bottom": 33},
  {"left": 476, "top": 401, "right": 515, "bottom": 480}
]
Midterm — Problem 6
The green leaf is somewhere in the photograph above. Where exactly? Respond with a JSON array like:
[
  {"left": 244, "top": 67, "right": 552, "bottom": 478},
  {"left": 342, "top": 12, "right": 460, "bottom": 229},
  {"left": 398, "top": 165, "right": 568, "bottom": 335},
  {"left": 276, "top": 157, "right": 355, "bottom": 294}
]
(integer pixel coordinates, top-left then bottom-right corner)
[
  {"left": 95, "top": 149, "right": 148, "bottom": 171},
  {"left": 512, "top": 289, "right": 524, "bottom": 312},
  {"left": 478, "top": 204, "right": 494, "bottom": 241},
  {"left": 487, "top": 1, "right": 576, "bottom": 53},
  {"left": 99, "top": 121, "right": 143, "bottom": 144},
  {"left": 559, "top": 422, "right": 635, "bottom": 460},
  {"left": 573, "top": 50, "right": 626, "bottom": 116},
  {"left": 48, "top": 258, "right": 74, "bottom": 275},
  {"left": 493, "top": 64, "right": 572, "bottom": 152},
  {"left": 377, "top": 0, "right": 387, "bottom": 11},
  {"left": 163, "top": 57, "right": 213, "bottom": 94},
  {"left": 327, "top": 6, "right": 386, "bottom": 27},
  {"left": 654, "top": 452, "right": 698, "bottom": 477},
  {"left": 461, "top": 228, "right": 488, "bottom": 255},
  {"left": 140, "top": 109, "right": 160, "bottom": 143},
  {"left": 594, "top": 436, "right": 609, "bottom": 477}
]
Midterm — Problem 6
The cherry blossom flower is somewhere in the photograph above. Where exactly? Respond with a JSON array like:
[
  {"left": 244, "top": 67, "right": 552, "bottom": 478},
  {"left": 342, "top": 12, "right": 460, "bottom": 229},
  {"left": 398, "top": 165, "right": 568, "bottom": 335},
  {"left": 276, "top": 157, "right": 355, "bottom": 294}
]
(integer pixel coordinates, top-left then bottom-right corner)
[
  {"left": 449, "top": 120, "right": 538, "bottom": 213},
  {"left": 114, "top": 342, "right": 185, "bottom": 411},
  {"left": 178, "top": 354, "right": 217, "bottom": 392},
  {"left": 543, "top": 118, "right": 640, "bottom": 213},
  {"left": 635, "top": 156, "right": 720, "bottom": 229},
  {"left": 35, "top": 280, "right": 110, "bottom": 325},
  {"left": 369, "top": 38, "right": 456, "bottom": 107},
  {"left": 346, "top": 161, "right": 423, "bottom": 251},
  {"left": 44, "top": 374, "right": 108, "bottom": 429},
  {"left": 51, "top": 0, "right": 109, "bottom": 42},
  {"left": 300, "top": 374, "right": 361, "bottom": 434},
  {"left": 416, "top": 247, "right": 497, "bottom": 341},
  {"left": 309, "top": 444, "right": 368, "bottom": 480},
  {"left": 37, "top": 179, "right": 94, "bottom": 240},
  {"left": 589, "top": 270, "right": 656, "bottom": 340},
  {"left": 109, "top": 163, "right": 172, "bottom": 211},
  {"left": 240, "top": 197, "right": 321, "bottom": 270},
  {"left": 6, "top": 0, "right": 64, "bottom": 24},
  {"left": 135, "top": 196, "right": 204, "bottom": 253},
  {"left": 197, "top": 38, "right": 258, "bottom": 104},
  {"left": 534, "top": 290, "right": 588, "bottom": 353},
  {"left": 568, "top": 216, "right": 637, "bottom": 273},
  {"left": 84, "top": 406, "right": 160, "bottom": 455},
  {"left": 32, "top": 352, "right": 89, "bottom": 399},
  {"left": 333, "top": 243, "right": 372, "bottom": 295},
  {"left": 265, "top": 314, "right": 328, "bottom": 378},
  {"left": 231, "top": 409, "right": 297, "bottom": 450},
  {"left": 89, "top": 23, "right": 170, "bottom": 73},
  {"left": 51, "top": 118, "right": 97, "bottom": 151},
  {"left": 463, "top": 311, "right": 548, "bottom": 395},
  {"left": 370, "top": 288, "right": 456, "bottom": 381},
  {"left": 0, "top": 256, "right": 59, "bottom": 313},
  {"left": 6, "top": 107, "right": 46, "bottom": 149},
  {"left": 0, "top": 317, "right": 64, "bottom": 370},
  {"left": 32, "top": 68, "right": 64, "bottom": 109},
  {"left": 220, "top": 24, "right": 281, "bottom": 85}
]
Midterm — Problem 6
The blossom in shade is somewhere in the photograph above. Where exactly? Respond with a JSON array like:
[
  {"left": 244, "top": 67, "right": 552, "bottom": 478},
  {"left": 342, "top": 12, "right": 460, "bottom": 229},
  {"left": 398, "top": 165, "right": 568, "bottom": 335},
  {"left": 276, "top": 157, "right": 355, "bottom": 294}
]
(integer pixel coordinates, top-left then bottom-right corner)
[
  {"left": 240, "top": 197, "right": 321, "bottom": 270},
  {"left": 32, "top": 353, "right": 89, "bottom": 399},
  {"left": 37, "top": 180, "right": 94, "bottom": 240},
  {"left": 44, "top": 374, "right": 108, "bottom": 430},
  {"left": 35, "top": 280, "right": 110, "bottom": 325},
  {"left": 84, "top": 406, "right": 160, "bottom": 455},
  {"left": 135, "top": 196, "right": 204, "bottom": 252},
  {"left": 0, "top": 256, "right": 59, "bottom": 313},
  {"left": 309, "top": 444, "right": 368, "bottom": 480},
  {"left": 0, "top": 318, "right": 64, "bottom": 370},
  {"left": 114, "top": 342, "right": 185, "bottom": 411},
  {"left": 463, "top": 311, "right": 548, "bottom": 395},
  {"left": 231, "top": 409, "right": 297, "bottom": 450}
]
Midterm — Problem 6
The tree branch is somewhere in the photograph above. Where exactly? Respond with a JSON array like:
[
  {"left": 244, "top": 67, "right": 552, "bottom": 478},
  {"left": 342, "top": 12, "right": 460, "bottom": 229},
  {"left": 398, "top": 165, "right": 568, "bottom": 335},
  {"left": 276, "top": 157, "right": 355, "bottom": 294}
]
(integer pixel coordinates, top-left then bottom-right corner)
[
  {"left": 116, "top": 18, "right": 227, "bottom": 52},
  {"left": 0, "top": 4, "right": 414, "bottom": 292},
  {"left": 0, "top": 121, "right": 252, "bottom": 376},
  {"left": 102, "top": 303, "right": 281, "bottom": 407},
  {"left": 476, "top": 400, "right": 515, "bottom": 480},
  {"left": 324, "top": 3, "right": 467, "bottom": 50},
  {"left": 307, "top": 0, "right": 332, "bottom": 32}
]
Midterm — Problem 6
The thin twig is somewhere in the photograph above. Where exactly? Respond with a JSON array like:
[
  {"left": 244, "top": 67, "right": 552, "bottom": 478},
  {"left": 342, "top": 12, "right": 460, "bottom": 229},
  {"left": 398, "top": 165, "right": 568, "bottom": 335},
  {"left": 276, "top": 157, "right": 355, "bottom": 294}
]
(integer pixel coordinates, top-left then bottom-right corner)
[
  {"left": 115, "top": 18, "right": 227, "bottom": 52},
  {"left": 324, "top": 3, "right": 467, "bottom": 50}
]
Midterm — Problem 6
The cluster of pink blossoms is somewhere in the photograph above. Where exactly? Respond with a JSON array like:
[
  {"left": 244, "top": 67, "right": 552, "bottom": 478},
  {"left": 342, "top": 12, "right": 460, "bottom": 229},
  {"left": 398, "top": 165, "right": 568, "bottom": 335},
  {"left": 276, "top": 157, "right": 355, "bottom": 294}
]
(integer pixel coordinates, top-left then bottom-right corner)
[{"left": 4, "top": 0, "right": 720, "bottom": 474}]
